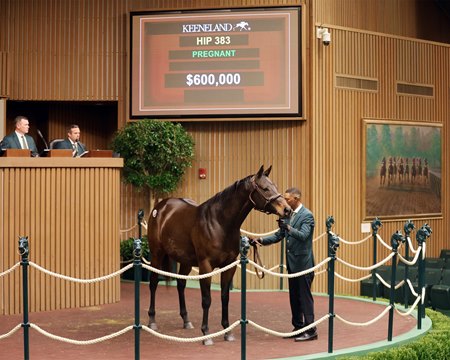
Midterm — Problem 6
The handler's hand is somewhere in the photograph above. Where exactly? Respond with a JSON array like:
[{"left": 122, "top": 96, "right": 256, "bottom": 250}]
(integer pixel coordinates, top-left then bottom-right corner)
[{"left": 249, "top": 237, "right": 261, "bottom": 246}]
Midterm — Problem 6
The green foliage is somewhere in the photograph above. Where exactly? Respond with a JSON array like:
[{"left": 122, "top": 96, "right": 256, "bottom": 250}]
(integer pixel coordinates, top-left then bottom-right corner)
[
  {"left": 111, "top": 119, "right": 195, "bottom": 197},
  {"left": 336, "top": 309, "right": 450, "bottom": 360},
  {"left": 120, "top": 236, "right": 150, "bottom": 261}
]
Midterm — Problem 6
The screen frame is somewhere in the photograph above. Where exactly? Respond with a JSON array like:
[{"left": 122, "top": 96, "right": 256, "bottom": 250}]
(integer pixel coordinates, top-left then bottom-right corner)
[{"left": 129, "top": 6, "right": 302, "bottom": 120}]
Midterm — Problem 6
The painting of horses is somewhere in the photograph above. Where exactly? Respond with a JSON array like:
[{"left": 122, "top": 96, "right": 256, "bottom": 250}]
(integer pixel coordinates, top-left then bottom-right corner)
[
  {"left": 363, "top": 119, "right": 442, "bottom": 219},
  {"left": 147, "top": 166, "right": 292, "bottom": 345}
]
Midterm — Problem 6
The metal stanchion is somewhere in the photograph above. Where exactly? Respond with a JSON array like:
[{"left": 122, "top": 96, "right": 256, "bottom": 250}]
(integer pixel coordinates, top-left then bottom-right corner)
[
  {"left": 402, "top": 220, "right": 415, "bottom": 308},
  {"left": 416, "top": 223, "right": 432, "bottom": 329},
  {"left": 388, "top": 231, "right": 404, "bottom": 341},
  {"left": 326, "top": 216, "right": 339, "bottom": 354},
  {"left": 371, "top": 218, "right": 382, "bottom": 301},
  {"left": 240, "top": 236, "right": 250, "bottom": 360},
  {"left": 19, "top": 236, "right": 30, "bottom": 360},
  {"left": 133, "top": 238, "right": 143, "bottom": 360}
]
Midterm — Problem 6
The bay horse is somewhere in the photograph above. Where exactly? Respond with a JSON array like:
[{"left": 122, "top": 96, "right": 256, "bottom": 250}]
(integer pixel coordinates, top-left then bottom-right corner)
[
  {"left": 380, "top": 157, "right": 386, "bottom": 186},
  {"left": 147, "top": 166, "right": 292, "bottom": 345}
]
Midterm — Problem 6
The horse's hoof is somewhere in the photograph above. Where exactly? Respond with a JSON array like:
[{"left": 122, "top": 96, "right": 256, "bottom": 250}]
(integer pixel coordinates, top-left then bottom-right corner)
[
  {"left": 183, "top": 322, "right": 194, "bottom": 329},
  {"left": 224, "top": 332, "right": 236, "bottom": 342},
  {"left": 149, "top": 322, "right": 158, "bottom": 331},
  {"left": 203, "top": 338, "right": 214, "bottom": 346}
]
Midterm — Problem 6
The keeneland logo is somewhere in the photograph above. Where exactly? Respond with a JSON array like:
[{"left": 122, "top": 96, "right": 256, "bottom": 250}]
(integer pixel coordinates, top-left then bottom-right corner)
[{"left": 182, "top": 21, "right": 251, "bottom": 33}]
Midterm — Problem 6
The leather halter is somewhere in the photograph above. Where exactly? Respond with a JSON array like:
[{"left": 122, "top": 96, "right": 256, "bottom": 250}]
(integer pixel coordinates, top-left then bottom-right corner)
[{"left": 248, "top": 177, "right": 282, "bottom": 214}]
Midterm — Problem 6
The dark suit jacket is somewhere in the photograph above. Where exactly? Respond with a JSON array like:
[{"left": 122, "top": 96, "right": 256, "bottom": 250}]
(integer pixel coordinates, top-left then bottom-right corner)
[
  {"left": 261, "top": 205, "right": 315, "bottom": 273},
  {"left": 1, "top": 132, "right": 39, "bottom": 157},
  {"left": 53, "top": 139, "right": 87, "bottom": 156}
]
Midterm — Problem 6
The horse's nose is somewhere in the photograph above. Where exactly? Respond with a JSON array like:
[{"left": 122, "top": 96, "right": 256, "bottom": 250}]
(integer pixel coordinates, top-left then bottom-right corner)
[{"left": 284, "top": 207, "right": 293, "bottom": 217}]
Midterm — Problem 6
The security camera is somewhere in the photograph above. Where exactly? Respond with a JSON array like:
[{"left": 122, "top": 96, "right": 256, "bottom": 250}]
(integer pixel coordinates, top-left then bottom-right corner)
[{"left": 316, "top": 27, "right": 331, "bottom": 46}]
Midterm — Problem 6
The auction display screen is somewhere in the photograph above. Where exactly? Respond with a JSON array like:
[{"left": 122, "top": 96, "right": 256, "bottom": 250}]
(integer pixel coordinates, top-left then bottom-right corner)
[{"left": 130, "top": 7, "right": 301, "bottom": 118}]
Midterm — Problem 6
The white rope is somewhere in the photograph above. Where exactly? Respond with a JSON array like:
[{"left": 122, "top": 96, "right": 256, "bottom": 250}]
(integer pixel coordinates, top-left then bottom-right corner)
[
  {"left": 330, "top": 232, "right": 372, "bottom": 245},
  {"left": 0, "top": 262, "right": 20, "bottom": 277},
  {"left": 141, "top": 321, "right": 241, "bottom": 343},
  {"left": 240, "top": 228, "right": 277, "bottom": 237},
  {"left": 141, "top": 260, "right": 240, "bottom": 280},
  {"left": 0, "top": 323, "right": 22, "bottom": 340},
  {"left": 398, "top": 247, "right": 422, "bottom": 266},
  {"left": 336, "top": 305, "right": 392, "bottom": 326},
  {"left": 395, "top": 296, "right": 422, "bottom": 317},
  {"left": 248, "top": 314, "right": 329, "bottom": 337},
  {"left": 30, "top": 323, "right": 133, "bottom": 345},
  {"left": 406, "top": 279, "right": 419, "bottom": 297},
  {"left": 248, "top": 257, "right": 330, "bottom": 278},
  {"left": 336, "top": 272, "right": 372, "bottom": 283},
  {"left": 422, "top": 242, "right": 426, "bottom": 259},
  {"left": 406, "top": 236, "right": 419, "bottom": 254},
  {"left": 337, "top": 252, "right": 395, "bottom": 271},
  {"left": 375, "top": 273, "right": 391, "bottom": 288},
  {"left": 313, "top": 232, "right": 327, "bottom": 242},
  {"left": 29, "top": 262, "right": 133, "bottom": 283},
  {"left": 119, "top": 220, "right": 148, "bottom": 234},
  {"left": 376, "top": 234, "right": 393, "bottom": 250}
]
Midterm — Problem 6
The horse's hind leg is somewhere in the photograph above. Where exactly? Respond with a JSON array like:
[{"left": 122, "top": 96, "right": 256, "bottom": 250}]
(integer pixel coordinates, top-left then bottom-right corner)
[
  {"left": 199, "top": 274, "right": 213, "bottom": 345},
  {"left": 148, "top": 270, "right": 159, "bottom": 330},
  {"left": 177, "top": 263, "right": 194, "bottom": 329},
  {"left": 221, "top": 267, "right": 237, "bottom": 342}
]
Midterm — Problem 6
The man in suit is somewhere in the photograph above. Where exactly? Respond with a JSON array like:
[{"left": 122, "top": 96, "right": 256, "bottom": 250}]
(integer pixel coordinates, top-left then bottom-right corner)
[
  {"left": 250, "top": 187, "right": 317, "bottom": 341},
  {"left": 1, "top": 115, "right": 39, "bottom": 157},
  {"left": 53, "top": 124, "right": 87, "bottom": 157}
]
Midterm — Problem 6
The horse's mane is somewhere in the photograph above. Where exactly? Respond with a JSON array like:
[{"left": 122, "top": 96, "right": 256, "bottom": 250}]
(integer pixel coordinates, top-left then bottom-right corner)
[{"left": 201, "top": 175, "right": 252, "bottom": 208}]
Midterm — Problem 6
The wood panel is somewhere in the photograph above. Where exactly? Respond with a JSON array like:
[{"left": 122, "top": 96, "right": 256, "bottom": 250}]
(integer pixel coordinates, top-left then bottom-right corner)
[
  {"left": 0, "top": 158, "right": 122, "bottom": 315},
  {"left": 0, "top": 51, "right": 8, "bottom": 97}
]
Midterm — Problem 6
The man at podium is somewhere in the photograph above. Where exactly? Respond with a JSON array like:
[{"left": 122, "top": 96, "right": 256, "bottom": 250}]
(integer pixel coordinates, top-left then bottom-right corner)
[
  {"left": 1, "top": 115, "right": 39, "bottom": 157},
  {"left": 53, "top": 124, "right": 87, "bottom": 157}
]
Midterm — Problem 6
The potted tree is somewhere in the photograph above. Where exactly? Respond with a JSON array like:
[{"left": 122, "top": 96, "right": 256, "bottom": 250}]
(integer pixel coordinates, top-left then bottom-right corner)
[{"left": 113, "top": 119, "right": 195, "bottom": 280}]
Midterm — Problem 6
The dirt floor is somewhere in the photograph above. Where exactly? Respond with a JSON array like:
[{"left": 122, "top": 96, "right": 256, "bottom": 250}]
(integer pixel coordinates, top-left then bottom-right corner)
[{"left": 0, "top": 282, "right": 417, "bottom": 360}]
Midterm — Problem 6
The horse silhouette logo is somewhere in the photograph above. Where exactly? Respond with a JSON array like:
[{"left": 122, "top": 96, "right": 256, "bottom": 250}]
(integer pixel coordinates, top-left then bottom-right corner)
[{"left": 234, "top": 21, "right": 251, "bottom": 31}]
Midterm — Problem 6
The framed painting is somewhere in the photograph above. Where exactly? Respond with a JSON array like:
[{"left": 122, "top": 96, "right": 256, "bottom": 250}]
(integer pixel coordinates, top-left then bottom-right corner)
[{"left": 363, "top": 119, "right": 442, "bottom": 220}]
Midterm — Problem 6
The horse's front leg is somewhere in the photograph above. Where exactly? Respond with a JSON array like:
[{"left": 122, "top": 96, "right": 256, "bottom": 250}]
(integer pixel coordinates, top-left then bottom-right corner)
[
  {"left": 148, "top": 270, "right": 159, "bottom": 330},
  {"left": 198, "top": 265, "right": 213, "bottom": 345},
  {"left": 221, "top": 267, "right": 237, "bottom": 342},
  {"left": 177, "top": 263, "right": 194, "bottom": 329}
]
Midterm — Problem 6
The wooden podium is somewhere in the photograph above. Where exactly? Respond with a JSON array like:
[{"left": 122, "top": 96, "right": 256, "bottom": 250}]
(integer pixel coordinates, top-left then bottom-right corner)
[
  {"left": 0, "top": 157, "right": 123, "bottom": 315},
  {"left": 1, "top": 149, "right": 31, "bottom": 157}
]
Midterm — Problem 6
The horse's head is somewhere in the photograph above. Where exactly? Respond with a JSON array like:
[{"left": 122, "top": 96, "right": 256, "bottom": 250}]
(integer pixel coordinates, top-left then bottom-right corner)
[{"left": 249, "top": 165, "right": 292, "bottom": 217}]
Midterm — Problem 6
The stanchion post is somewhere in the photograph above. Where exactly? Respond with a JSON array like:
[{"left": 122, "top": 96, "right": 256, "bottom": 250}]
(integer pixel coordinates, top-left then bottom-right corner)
[
  {"left": 371, "top": 218, "right": 382, "bottom": 301},
  {"left": 326, "top": 216, "right": 339, "bottom": 354},
  {"left": 18, "top": 236, "right": 30, "bottom": 360},
  {"left": 138, "top": 209, "right": 144, "bottom": 241},
  {"left": 133, "top": 238, "right": 143, "bottom": 360},
  {"left": 240, "top": 236, "right": 250, "bottom": 360},
  {"left": 279, "top": 238, "right": 285, "bottom": 290},
  {"left": 402, "top": 220, "right": 415, "bottom": 309},
  {"left": 416, "top": 223, "right": 432, "bottom": 329},
  {"left": 388, "top": 231, "right": 404, "bottom": 341}
]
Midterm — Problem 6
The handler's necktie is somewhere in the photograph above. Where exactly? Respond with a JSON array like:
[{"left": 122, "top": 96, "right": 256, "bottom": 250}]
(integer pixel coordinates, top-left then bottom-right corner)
[
  {"left": 290, "top": 212, "right": 297, "bottom": 225},
  {"left": 72, "top": 143, "right": 77, "bottom": 157},
  {"left": 21, "top": 136, "right": 28, "bottom": 149}
]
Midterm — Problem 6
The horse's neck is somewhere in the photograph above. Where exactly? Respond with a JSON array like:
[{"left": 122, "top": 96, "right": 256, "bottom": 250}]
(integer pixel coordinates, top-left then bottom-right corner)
[{"left": 202, "top": 182, "right": 253, "bottom": 228}]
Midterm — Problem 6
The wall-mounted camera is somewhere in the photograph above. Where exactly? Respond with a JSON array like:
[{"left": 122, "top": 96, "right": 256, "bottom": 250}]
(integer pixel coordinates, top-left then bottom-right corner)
[{"left": 316, "top": 27, "right": 331, "bottom": 46}]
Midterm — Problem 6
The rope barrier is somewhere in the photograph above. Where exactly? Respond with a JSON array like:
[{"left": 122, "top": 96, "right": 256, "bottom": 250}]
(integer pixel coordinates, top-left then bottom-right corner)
[
  {"left": 248, "top": 314, "right": 330, "bottom": 338},
  {"left": 28, "top": 262, "right": 133, "bottom": 283},
  {"left": 0, "top": 262, "right": 20, "bottom": 277},
  {"left": 406, "top": 236, "right": 419, "bottom": 254},
  {"left": 142, "top": 321, "right": 241, "bottom": 343},
  {"left": 248, "top": 257, "right": 331, "bottom": 278},
  {"left": 398, "top": 247, "right": 422, "bottom": 266},
  {"left": 240, "top": 228, "right": 277, "bottom": 237},
  {"left": 395, "top": 296, "right": 422, "bottom": 317},
  {"left": 376, "top": 234, "right": 393, "bottom": 251},
  {"left": 141, "top": 260, "right": 240, "bottom": 280},
  {"left": 30, "top": 323, "right": 134, "bottom": 345},
  {"left": 0, "top": 324, "right": 22, "bottom": 340},
  {"left": 331, "top": 232, "right": 372, "bottom": 245},
  {"left": 337, "top": 252, "right": 395, "bottom": 271},
  {"left": 335, "top": 305, "right": 392, "bottom": 326}
]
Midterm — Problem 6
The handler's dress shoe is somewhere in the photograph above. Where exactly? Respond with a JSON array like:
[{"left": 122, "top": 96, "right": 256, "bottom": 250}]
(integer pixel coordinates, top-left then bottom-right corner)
[
  {"left": 294, "top": 331, "right": 318, "bottom": 342},
  {"left": 283, "top": 328, "right": 301, "bottom": 339}
]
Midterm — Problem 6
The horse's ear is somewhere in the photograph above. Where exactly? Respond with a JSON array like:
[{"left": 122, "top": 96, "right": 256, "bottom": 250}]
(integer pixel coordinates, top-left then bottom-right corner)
[
  {"left": 264, "top": 165, "right": 272, "bottom": 176},
  {"left": 256, "top": 165, "right": 264, "bottom": 178}
]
